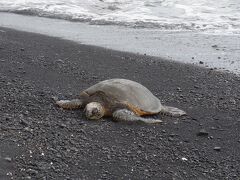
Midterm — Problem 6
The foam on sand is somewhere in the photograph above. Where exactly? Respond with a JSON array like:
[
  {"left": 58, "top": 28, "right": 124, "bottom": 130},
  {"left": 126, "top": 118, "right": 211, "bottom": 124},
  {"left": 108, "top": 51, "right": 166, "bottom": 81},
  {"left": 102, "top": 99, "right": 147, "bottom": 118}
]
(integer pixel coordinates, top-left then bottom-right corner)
[{"left": 0, "top": 12, "right": 240, "bottom": 75}]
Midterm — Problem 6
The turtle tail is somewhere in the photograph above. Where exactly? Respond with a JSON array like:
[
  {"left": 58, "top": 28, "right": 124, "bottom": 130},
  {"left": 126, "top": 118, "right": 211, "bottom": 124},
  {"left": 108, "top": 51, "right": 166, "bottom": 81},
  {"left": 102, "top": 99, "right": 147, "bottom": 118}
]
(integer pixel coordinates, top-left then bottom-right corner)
[{"left": 160, "top": 106, "right": 186, "bottom": 117}]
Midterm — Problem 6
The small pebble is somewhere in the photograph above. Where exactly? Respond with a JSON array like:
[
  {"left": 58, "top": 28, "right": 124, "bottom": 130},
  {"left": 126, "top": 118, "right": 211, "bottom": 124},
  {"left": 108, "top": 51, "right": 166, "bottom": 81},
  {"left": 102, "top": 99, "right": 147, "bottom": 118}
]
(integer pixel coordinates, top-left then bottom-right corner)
[
  {"left": 138, "top": 144, "right": 144, "bottom": 148},
  {"left": 209, "top": 136, "right": 214, "bottom": 139},
  {"left": 194, "top": 85, "right": 200, "bottom": 89},
  {"left": 56, "top": 59, "right": 64, "bottom": 63},
  {"left": 214, "top": 147, "right": 221, "bottom": 151},
  {"left": 59, "top": 123, "right": 66, "bottom": 128},
  {"left": 26, "top": 168, "right": 38, "bottom": 175},
  {"left": 24, "top": 127, "right": 33, "bottom": 133},
  {"left": 197, "top": 129, "right": 209, "bottom": 136},
  {"left": 181, "top": 157, "right": 188, "bottom": 161},
  {"left": 20, "top": 119, "right": 29, "bottom": 126},
  {"left": 4, "top": 157, "right": 12, "bottom": 162},
  {"left": 176, "top": 87, "right": 182, "bottom": 92},
  {"left": 6, "top": 172, "right": 13, "bottom": 176}
]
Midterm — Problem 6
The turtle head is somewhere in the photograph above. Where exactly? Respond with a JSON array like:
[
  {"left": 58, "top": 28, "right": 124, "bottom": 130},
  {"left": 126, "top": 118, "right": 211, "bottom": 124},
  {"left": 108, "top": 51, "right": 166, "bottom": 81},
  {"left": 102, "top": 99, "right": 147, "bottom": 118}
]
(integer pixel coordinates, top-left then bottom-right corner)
[{"left": 85, "top": 102, "right": 105, "bottom": 120}]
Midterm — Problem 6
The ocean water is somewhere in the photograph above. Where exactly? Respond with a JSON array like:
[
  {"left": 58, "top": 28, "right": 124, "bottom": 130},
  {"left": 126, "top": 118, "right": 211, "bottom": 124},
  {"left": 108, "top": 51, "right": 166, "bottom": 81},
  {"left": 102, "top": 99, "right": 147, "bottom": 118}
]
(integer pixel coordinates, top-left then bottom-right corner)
[{"left": 0, "top": 0, "right": 240, "bottom": 34}]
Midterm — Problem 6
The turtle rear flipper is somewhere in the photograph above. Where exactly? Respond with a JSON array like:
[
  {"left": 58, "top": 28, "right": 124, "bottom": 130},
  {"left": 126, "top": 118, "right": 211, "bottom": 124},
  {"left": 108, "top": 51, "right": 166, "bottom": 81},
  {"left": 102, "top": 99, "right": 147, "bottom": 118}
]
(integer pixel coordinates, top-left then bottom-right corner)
[
  {"left": 161, "top": 106, "right": 186, "bottom": 117},
  {"left": 113, "top": 109, "right": 162, "bottom": 124}
]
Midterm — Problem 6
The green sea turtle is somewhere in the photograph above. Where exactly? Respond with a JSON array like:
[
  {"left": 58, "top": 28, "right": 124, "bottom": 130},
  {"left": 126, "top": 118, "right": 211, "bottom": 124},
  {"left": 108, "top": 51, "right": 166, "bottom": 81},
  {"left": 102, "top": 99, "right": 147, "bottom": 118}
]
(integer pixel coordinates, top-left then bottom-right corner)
[{"left": 54, "top": 79, "right": 186, "bottom": 124}]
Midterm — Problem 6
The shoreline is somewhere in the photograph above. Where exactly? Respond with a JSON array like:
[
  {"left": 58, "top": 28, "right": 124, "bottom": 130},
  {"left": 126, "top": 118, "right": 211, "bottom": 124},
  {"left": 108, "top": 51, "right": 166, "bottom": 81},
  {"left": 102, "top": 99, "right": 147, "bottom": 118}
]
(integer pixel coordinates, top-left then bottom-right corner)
[
  {"left": 0, "top": 27, "right": 240, "bottom": 179},
  {"left": 0, "top": 12, "right": 240, "bottom": 75}
]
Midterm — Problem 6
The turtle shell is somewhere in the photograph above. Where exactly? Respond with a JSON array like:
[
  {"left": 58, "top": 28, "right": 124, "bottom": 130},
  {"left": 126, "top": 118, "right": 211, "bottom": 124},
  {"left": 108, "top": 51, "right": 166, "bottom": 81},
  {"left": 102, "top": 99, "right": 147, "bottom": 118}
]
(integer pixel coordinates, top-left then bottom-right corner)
[{"left": 83, "top": 79, "right": 162, "bottom": 114}]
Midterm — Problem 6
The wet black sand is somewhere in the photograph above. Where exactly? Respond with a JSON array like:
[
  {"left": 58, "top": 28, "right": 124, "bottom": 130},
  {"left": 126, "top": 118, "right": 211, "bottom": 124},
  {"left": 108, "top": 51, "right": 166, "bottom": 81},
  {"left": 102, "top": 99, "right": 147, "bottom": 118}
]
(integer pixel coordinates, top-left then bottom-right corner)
[{"left": 0, "top": 27, "right": 240, "bottom": 179}]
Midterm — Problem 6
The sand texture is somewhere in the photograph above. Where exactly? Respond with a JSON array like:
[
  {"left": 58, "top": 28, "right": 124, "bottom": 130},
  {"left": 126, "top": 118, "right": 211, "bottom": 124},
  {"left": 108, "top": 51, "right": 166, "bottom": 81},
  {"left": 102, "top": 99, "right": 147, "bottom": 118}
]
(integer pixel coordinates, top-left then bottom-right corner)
[{"left": 0, "top": 27, "right": 240, "bottom": 179}]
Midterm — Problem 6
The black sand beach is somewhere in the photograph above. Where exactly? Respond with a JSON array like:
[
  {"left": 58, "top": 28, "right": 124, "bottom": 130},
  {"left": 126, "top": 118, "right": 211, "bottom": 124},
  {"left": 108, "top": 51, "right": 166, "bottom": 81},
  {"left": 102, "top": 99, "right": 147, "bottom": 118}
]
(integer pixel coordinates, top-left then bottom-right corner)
[{"left": 0, "top": 27, "right": 240, "bottom": 179}]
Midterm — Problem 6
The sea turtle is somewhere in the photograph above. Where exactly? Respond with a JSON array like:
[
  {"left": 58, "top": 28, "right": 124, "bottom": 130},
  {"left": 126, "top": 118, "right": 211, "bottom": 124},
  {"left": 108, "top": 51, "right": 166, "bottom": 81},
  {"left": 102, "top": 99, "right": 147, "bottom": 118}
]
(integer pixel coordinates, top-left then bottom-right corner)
[{"left": 54, "top": 79, "right": 186, "bottom": 124}]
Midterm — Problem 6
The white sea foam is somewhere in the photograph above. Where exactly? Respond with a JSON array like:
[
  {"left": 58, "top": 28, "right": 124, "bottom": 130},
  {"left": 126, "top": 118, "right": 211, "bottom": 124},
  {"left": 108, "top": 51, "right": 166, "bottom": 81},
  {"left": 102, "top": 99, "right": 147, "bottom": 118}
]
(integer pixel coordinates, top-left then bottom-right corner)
[{"left": 0, "top": 0, "right": 240, "bottom": 34}]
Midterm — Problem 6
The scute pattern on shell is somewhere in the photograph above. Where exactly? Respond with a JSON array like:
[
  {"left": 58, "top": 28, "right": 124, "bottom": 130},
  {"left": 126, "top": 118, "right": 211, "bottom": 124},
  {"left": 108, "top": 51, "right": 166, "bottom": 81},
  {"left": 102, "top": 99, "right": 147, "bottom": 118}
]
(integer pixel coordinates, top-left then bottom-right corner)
[{"left": 84, "top": 79, "right": 162, "bottom": 113}]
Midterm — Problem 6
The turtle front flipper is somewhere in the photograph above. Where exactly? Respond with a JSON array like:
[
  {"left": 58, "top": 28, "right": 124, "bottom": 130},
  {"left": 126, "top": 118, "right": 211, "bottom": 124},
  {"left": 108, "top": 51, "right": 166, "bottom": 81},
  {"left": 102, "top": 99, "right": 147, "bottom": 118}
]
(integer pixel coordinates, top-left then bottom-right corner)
[
  {"left": 113, "top": 109, "right": 162, "bottom": 124},
  {"left": 161, "top": 106, "right": 186, "bottom": 117},
  {"left": 53, "top": 97, "right": 83, "bottom": 110}
]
